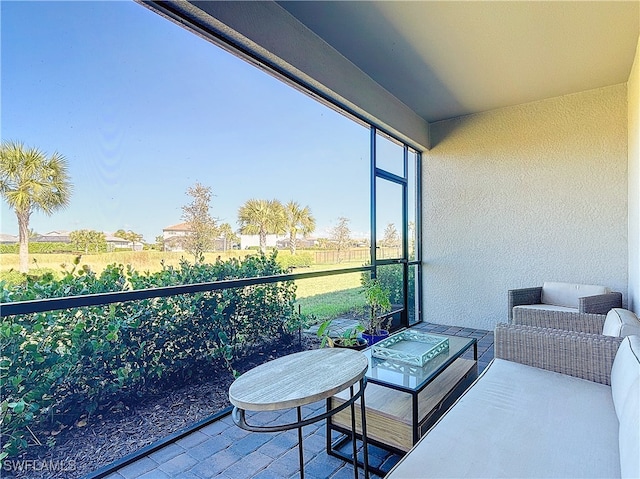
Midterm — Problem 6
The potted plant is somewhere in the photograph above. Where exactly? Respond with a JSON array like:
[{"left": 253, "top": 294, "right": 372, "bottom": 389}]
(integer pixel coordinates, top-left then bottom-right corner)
[
  {"left": 360, "top": 278, "right": 392, "bottom": 345},
  {"left": 316, "top": 319, "right": 368, "bottom": 350}
]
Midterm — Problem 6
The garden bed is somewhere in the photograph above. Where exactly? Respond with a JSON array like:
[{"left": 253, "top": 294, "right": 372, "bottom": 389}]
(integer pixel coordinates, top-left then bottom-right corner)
[{"left": 4, "top": 336, "right": 318, "bottom": 479}]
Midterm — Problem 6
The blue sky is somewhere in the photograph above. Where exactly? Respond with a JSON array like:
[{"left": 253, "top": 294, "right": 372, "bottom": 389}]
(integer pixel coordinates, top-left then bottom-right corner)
[{"left": 1, "top": 0, "right": 372, "bottom": 242}]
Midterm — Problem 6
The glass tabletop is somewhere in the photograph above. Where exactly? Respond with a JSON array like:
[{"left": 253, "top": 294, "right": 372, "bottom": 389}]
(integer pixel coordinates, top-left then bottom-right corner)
[{"left": 363, "top": 334, "right": 475, "bottom": 392}]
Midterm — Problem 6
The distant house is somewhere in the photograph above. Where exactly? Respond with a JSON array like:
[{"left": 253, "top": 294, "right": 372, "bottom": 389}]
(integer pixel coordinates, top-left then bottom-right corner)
[
  {"left": 105, "top": 233, "right": 143, "bottom": 251},
  {"left": 276, "top": 237, "right": 318, "bottom": 249},
  {"left": 33, "top": 230, "right": 71, "bottom": 243},
  {"left": 27, "top": 230, "right": 142, "bottom": 251},
  {"left": 240, "top": 234, "right": 284, "bottom": 250},
  {"left": 162, "top": 222, "right": 191, "bottom": 252},
  {"left": 0, "top": 234, "right": 18, "bottom": 244},
  {"left": 162, "top": 222, "right": 236, "bottom": 252}
]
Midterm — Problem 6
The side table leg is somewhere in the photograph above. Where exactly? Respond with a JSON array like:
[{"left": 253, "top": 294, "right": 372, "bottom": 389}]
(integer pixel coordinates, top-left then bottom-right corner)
[
  {"left": 349, "top": 385, "right": 358, "bottom": 479},
  {"left": 359, "top": 378, "right": 370, "bottom": 479},
  {"left": 297, "top": 406, "right": 304, "bottom": 479}
]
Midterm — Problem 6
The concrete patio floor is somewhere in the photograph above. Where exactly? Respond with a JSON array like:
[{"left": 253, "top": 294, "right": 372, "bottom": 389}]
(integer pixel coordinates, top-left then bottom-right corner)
[{"left": 102, "top": 322, "right": 494, "bottom": 479}]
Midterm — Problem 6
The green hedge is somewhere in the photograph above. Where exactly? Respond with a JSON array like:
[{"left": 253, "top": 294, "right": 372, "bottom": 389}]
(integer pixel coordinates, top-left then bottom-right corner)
[
  {"left": 276, "top": 251, "right": 314, "bottom": 269},
  {"left": 0, "top": 242, "right": 77, "bottom": 254},
  {"left": 0, "top": 252, "right": 297, "bottom": 460}
]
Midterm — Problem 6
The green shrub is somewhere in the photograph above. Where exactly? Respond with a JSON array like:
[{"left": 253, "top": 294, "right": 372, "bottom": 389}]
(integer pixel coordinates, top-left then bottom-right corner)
[
  {"left": 0, "top": 252, "right": 296, "bottom": 460},
  {"left": 361, "top": 263, "right": 403, "bottom": 304},
  {"left": 276, "top": 251, "right": 314, "bottom": 269},
  {"left": 0, "top": 242, "right": 79, "bottom": 254},
  {"left": 0, "top": 271, "right": 25, "bottom": 287}
]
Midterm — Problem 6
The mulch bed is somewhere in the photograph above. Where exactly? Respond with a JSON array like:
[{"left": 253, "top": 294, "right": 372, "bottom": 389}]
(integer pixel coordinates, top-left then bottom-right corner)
[{"left": 5, "top": 335, "right": 319, "bottom": 479}]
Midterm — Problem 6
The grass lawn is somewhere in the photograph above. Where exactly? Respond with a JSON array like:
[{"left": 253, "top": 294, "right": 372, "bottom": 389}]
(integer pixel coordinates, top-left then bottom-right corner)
[
  {"left": 0, "top": 250, "right": 253, "bottom": 275},
  {"left": 0, "top": 252, "right": 368, "bottom": 323},
  {"left": 293, "top": 262, "right": 366, "bottom": 322}
]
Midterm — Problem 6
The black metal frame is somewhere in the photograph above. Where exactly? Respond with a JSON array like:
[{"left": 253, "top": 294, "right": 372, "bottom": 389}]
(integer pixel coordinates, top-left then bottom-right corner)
[
  {"left": 326, "top": 339, "right": 478, "bottom": 476},
  {"left": 234, "top": 377, "right": 370, "bottom": 479},
  {"left": 2, "top": 4, "right": 425, "bottom": 476},
  {"left": 0, "top": 265, "right": 372, "bottom": 317},
  {"left": 370, "top": 129, "right": 423, "bottom": 330}
]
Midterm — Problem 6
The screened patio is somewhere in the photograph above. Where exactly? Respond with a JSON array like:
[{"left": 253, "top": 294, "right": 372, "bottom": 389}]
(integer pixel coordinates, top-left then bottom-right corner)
[{"left": 2, "top": 1, "right": 638, "bottom": 478}]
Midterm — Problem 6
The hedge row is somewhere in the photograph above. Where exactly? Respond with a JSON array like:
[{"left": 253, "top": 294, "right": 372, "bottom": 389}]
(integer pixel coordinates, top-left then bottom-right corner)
[
  {"left": 0, "top": 242, "right": 77, "bottom": 254},
  {"left": 0, "top": 252, "right": 297, "bottom": 460}
]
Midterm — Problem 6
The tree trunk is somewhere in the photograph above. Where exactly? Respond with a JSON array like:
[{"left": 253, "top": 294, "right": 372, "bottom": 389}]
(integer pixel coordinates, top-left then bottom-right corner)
[
  {"left": 259, "top": 231, "right": 267, "bottom": 253},
  {"left": 289, "top": 233, "right": 297, "bottom": 255},
  {"left": 17, "top": 211, "right": 30, "bottom": 273}
]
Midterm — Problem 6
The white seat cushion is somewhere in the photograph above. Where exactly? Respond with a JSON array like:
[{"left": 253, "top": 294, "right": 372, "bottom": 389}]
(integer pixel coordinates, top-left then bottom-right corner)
[
  {"left": 602, "top": 309, "right": 640, "bottom": 337},
  {"left": 611, "top": 335, "right": 640, "bottom": 417},
  {"left": 618, "top": 377, "right": 640, "bottom": 479},
  {"left": 541, "top": 282, "right": 609, "bottom": 308},
  {"left": 610, "top": 336, "right": 640, "bottom": 478},
  {"left": 386, "top": 359, "right": 619, "bottom": 478}
]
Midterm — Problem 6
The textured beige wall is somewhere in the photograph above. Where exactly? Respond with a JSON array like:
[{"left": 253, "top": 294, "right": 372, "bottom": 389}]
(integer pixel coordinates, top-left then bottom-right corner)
[
  {"left": 629, "top": 35, "right": 640, "bottom": 314},
  {"left": 424, "top": 85, "right": 628, "bottom": 330}
]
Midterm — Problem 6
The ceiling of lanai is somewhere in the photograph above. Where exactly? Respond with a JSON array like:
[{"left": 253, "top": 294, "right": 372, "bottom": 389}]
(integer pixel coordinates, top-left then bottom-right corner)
[{"left": 278, "top": 1, "right": 640, "bottom": 123}]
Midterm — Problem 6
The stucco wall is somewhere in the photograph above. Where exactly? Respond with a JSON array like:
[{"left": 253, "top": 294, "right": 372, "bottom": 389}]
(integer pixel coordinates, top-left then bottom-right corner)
[
  {"left": 628, "top": 35, "right": 640, "bottom": 314},
  {"left": 423, "top": 85, "right": 628, "bottom": 331}
]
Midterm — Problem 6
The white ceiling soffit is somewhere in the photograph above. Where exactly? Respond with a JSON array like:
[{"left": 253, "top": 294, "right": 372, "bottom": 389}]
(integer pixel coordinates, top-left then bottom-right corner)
[
  {"left": 279, "top": 1, "right": 640, "bottom": 123},
  {"left": 140, "top": 0, "right": 431, "bottom": 149}
]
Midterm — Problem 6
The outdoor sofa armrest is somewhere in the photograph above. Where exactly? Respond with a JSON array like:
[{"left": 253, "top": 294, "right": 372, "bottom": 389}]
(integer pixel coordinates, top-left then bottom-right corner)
[
  {"left": 508, "top": 286, "right": 543, "bottom": 321},
  {"left": 579, "top": 291, "right": 623, "bottom": 314},
  {"left": 511, "top": 308, "right": 606, "bottom": 334},
  {"left": 494, "top": 323, "right": 623, "bottom": 385}
]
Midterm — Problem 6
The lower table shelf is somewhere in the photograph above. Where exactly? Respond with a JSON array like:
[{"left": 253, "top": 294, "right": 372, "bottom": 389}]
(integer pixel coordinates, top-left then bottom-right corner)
[{"left": 328, "top": 357, "right": 477, "bottom": 452}]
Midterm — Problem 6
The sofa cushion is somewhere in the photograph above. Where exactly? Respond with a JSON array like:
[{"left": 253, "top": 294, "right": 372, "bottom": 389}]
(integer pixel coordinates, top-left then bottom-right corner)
[
  {"left": 611, "top": 335, "right": 640, "bottom": 418},
  {"left": 385, "top": 358, "right": 619, "bottom": 478},
  {"left": 602, "top": 309, "right": 640, "bottom": 337},
  {"left": 619, "top": 377, "right": 639, "bottom": 479},
  {"left": 541, "top": 282, "right": 609, "bottom": 308}
]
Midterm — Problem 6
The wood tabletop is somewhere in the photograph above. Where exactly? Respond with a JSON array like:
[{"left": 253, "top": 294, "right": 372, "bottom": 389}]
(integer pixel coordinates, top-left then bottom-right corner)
[{"left": 229, "top": 348, "right": 369, "bottom": 411}]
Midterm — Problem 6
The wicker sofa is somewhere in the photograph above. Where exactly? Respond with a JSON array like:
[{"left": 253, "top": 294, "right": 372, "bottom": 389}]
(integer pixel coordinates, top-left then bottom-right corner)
[
  {"left": 509, "top": 281, "right": 622, "bottom": 326},
  {"left": 385, "top": 325, "right": 640, "bottom": 478},
  {"left": 512, "top": 306, "right": 640, "bottom": 338}
]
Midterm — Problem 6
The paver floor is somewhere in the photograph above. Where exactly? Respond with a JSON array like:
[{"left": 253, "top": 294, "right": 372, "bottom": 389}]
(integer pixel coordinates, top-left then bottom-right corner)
[{"left": 102, "top": 323, "right": 494, "bottom": 479}]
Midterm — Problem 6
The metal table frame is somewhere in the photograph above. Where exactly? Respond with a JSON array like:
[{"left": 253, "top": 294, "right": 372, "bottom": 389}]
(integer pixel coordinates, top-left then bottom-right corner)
[
  {"left": 233, "top": 377, "right": 369, "bottom": 479},
  {"left": 230, "top": 348, "right": 371, "bottom": 479},
  {"left": 327, "top": 337, "right": 477, "bottom": 476}
]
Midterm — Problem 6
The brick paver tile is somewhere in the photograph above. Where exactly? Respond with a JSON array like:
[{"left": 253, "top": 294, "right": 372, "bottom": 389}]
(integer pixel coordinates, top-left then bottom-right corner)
[
  {"left": 148, "top": 442, "right": 186, "bottom": 464},
  {"left": 300, "top": 431, "right": 327, "bottom": 454},
  {"left": 200, "top": 419, "right": 231, "bottom": 437},
  {"left": 157, "top": 452, "right": 199, "bottom": 476},
  {"left": 220, "top": 450, "right": 272, "bottom": 478},
  {"left": 137, "top": 468, "right": 171, "bottom": 479},
  {"left": 176, "top": 430, "right": 209, "bottom": 449},
  {"left": 264, "top": 448, "right": 305, "bottom": 477},
  {"left": 118, "top": 457, "right": 158, "bottom": 479},
  {"left": 187, "top": 436, "right": 233, "bottom": 461},
  {"left": 258, "top": 431, "right": 298, "bottom": 458},
  {"left": 303, "top": 451, "right": 345, "bottom": 477},
  {"left": 227, "top": 431, "right": 273, "bottom": 455},
  {"left": 103, "top": 472, "right": 126, "bottom": 479},
  {"left": 188, "top": 449, "right": 241, "bottom": 478}
]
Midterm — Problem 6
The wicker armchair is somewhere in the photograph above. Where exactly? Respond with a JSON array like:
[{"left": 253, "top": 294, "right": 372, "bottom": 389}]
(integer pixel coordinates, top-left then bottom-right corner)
[
  {"left": 494, "top": 323, "right": 623, "bottom": 385},
  {"left": 508, "top": 282, "right": 622, "bottom": 330},
  {"left": 511, "top": 309, "right": 609, "bottom": 333}
]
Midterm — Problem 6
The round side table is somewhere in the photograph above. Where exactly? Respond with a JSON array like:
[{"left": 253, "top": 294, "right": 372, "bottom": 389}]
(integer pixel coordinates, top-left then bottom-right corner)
[{"left": 229, "top": 348, "right": 370, "bottom": 479}]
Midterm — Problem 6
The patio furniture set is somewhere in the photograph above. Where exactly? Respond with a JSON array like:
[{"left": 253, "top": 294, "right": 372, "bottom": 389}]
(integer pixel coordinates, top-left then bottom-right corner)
[{"left": 230, "top": 281, "right": 639, "bottom": 478}]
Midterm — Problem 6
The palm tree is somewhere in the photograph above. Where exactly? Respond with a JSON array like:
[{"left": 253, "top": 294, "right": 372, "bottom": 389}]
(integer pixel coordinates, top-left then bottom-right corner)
[
  {"left": 0, "top": 141, "right": 72, "bottom": 272},
  {"left": 218, "top": 222, "right": 239, "bottom": 252},
  {"left": 237, "top": 199, "right": 286, "bottom": 253},
  {"left": 285, "top": 201, "right": 315, "bottom": 255}
]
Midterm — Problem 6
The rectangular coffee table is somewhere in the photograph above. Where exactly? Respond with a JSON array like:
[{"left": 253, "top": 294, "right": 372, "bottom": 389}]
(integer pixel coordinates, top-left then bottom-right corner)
[{"left": 327, "top": 334, "right": 477, "bottom": 466}]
